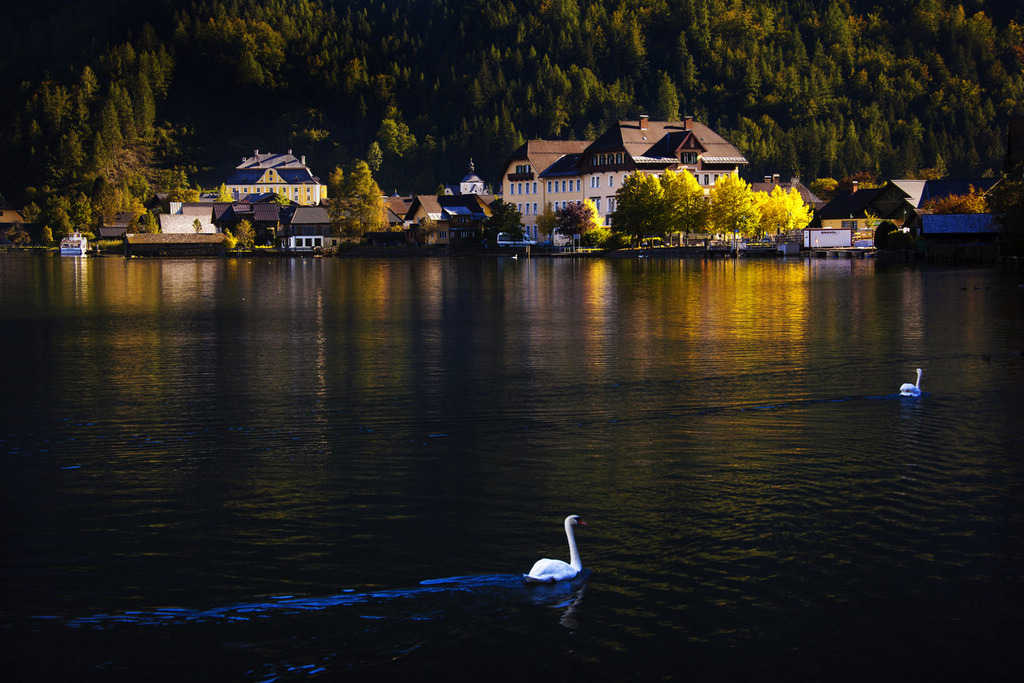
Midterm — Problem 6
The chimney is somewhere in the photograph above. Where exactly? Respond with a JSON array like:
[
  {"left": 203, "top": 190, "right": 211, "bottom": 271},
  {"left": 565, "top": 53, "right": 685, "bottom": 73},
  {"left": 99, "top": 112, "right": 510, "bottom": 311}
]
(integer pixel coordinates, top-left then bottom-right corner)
[
  {"left": 764, "top": 175, "right": 771, "bottom": 183},
  {"left": 254, "top": 149, "right": 259, "bottom": 157},
  {"left": 301, "top": 155, "right": 306, "bottom": 166},
  {"left": 851, "top": 180, "right": 859, "bottom": 193},
  {"left": 640, "top": 114, "right": 649, "bottom": 130},
  {"left": 684, "top": 115, "right": 693, "bottom": 131},
  {"left": 772, "top": 173, "right": 780, "bottom": 183}
]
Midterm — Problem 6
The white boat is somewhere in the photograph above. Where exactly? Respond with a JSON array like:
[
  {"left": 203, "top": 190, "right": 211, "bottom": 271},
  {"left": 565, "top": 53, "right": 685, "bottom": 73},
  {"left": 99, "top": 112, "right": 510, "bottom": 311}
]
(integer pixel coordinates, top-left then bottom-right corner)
[{"left": 60, "top": 232, "right": 88, "bottom": 257}]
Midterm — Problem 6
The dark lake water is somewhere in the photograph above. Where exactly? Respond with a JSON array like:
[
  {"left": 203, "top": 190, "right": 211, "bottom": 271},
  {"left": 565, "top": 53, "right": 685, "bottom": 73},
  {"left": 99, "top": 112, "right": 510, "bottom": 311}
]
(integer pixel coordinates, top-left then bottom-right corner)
[{"left": 2, "top": 253, "right": 1023, "bottom": 681}]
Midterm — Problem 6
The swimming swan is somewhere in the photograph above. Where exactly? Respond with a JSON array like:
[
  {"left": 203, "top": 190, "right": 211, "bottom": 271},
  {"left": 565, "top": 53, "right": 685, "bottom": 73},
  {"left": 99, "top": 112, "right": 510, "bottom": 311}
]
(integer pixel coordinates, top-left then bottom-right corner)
[
  {"left": 900, "top": 368, "right": 923, "bottom": 397},
  {"left": 525, "top": 515, "right": 586, "bottom": 583}
]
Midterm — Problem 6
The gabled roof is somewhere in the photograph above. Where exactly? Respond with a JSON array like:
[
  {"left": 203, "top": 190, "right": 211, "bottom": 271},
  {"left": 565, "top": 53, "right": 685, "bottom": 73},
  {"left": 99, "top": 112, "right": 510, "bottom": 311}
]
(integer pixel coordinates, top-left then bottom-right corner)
[
  {"left": 817, "top": 188, "right": 881, "bottom": 220},
  {"left": 587, "top": 119, "right": 748, "bottom": 167},
  {"left": 252, "top": 203, "right": 281, "bottom": 222},
  {"left": 227, "top": 151, "right": 322, "bottom": 185},
  {"left": 385, "top": 195, "right": 413, "bottom": 217},
  {"left": 407, "top": 194, "right": 443, "bottom": 221},
  {"left": 212, "top": 203, "right": 233, "bottom": 222},
  {"left": 503, "top": 140, "right": 590, "bottom": 176},
  {"left": 288, "top": 206, "right": 330, "bottom": 225},
  {"left": 406, "top": 194, "right": 492, "bottom": 222},
  {"left": 178, "top": 203, "right": 215, "bottom": 217}
]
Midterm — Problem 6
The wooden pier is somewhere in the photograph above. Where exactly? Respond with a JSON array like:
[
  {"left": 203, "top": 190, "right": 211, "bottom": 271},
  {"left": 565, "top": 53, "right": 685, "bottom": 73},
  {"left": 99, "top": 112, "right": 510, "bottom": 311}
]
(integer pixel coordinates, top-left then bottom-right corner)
[{"left": 807, "top": 247, "right": 876, "bottom": 259}]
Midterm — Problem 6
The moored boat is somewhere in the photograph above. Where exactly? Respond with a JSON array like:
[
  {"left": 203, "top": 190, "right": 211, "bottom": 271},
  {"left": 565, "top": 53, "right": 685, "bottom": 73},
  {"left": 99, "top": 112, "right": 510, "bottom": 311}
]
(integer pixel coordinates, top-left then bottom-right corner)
[{"left": 59, "top": 232, "right": 88, "bottom": 257}]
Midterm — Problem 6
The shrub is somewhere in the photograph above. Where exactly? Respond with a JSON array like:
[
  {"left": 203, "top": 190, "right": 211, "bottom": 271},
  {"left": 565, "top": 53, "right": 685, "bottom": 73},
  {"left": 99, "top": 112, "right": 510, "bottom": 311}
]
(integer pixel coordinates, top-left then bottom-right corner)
[
  {"left": 887, "top": 230, "right": 914, "bottom": 250},
  {"left": 874, "top": 220, "right": 898, "bottom": 249}
]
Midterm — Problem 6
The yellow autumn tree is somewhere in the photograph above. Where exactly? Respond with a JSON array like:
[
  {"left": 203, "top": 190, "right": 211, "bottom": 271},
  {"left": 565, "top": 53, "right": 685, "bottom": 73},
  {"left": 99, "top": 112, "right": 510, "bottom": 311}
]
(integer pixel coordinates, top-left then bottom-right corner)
[{"left": 755, "top": 186, "right": 813, "bottom": 239}]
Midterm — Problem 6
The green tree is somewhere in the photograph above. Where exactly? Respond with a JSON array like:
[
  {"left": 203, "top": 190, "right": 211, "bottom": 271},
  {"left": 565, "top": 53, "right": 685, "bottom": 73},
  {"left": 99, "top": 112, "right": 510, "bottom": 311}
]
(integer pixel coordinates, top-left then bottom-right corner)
[
  {"left": 367, "top": 141, "right": 383, "bottom": 173},
  {"left": 656, "top": 72, "right": 680, "bottom": 120},
  {"left": 484, "top": 199, "right": 524, "bottom": 241},
  {"left": 662, "top": 170, "right": 708, "bottom": 244},
  {"left": 339, "top": 159, "right": 384, "bottom": 237},
  {"left": 612, "top": 172, "right": 665, "bottom": 247},
  {"left": 6, "top": 225, "right": 31, "bottom": 246},
  {"left": 377, "top": 112, "right": 417, "bottom": 159}
]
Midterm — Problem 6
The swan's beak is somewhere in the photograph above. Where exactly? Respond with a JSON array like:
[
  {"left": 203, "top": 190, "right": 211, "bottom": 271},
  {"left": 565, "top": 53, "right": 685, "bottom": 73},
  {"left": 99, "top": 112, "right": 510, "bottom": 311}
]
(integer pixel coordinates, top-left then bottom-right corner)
[{"left": 578, "top": 519, "right": 587, "bottom": 527}]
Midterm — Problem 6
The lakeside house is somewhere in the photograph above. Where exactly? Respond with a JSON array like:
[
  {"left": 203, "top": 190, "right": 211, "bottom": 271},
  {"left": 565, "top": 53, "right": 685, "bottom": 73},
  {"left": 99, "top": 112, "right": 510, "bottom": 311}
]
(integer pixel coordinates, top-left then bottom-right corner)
[
  {"left": 497, "top": 116, "right": 748, "bottom": 244},
  {"left": 405, "top": 193, "right": 494, "bottom": 248},
  {"left": 226, "top": 150, "right": 327, "bottom": 205},
  {"left": 813, "top": 177, "right": 1001, "bottom": 247}
]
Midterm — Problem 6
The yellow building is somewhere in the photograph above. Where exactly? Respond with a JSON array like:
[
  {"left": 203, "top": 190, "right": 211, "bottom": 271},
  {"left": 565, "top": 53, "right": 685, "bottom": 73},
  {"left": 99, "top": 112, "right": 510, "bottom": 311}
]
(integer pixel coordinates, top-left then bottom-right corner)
[{"left": 226, "top": 150, "right": 327, "bottom": 205}]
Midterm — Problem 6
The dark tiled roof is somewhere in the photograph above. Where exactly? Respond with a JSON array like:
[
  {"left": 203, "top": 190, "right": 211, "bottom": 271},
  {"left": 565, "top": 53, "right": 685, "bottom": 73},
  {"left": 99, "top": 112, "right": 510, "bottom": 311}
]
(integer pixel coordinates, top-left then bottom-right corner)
[
  {"left": 288, "top": 206, "right": 330, "bottom": 225},
  {"left": 540, "top": 153, "right": 584, "bottom": 177},
  {"left": 503, "top": 140, "right": 590, "bottom": 176},
  {"left": 587, "top": 119, "right": 747, "bottom": 166},
  {"left": 817, "top": 188, "right": 882, "bottom": 219},
  {"left": 252, "top": 204, "right": 281, "bottom": 222}
]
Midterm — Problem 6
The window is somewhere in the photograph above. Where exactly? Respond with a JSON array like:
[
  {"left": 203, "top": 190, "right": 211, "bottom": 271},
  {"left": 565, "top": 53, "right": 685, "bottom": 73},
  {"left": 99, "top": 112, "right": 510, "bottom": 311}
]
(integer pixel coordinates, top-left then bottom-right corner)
[
  {"left": 510, "top": 184, "right": 515, "bottom": 195},
  {"left": 533, "top": 182, "right": 537, "bottom": 194},
  {"left": 703, "top": 175, "right": 709, "bottom": 185},
  {"left": 616, "top": 152, "right": 623, "bottom": 164},
  {"left": 562, "top": 180, "right": 567, "bottom": 192},
  {"left": 576, "top": 179, "right": 581, "bottom": 191},
  {"left": 608, "top": 198, "right": 616, "bottom": 212},
  {"left": 533, "top": 203, "right": 537, "bottom": 215},
  {"left": 547, "top": 181, "right": 552, "bottom": 193},
  {"left": 595, "top": 198, "right": 602, "bottom": 213},
  {"left": 518, "top": 182, "right": 523, "bottom": 194},
  {"left": 609, "top": 176, "right": 614, "bottom": 188},
  {"left": 841, "top": 220, "right": 858, "bottom": 230}
]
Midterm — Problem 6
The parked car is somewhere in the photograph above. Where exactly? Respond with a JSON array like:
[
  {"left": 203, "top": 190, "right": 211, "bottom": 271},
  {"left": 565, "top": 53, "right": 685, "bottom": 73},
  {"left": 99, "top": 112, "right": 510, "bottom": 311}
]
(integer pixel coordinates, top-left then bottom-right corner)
[{"left": 496, "top": 233, "right": 537, "bottom": 246}]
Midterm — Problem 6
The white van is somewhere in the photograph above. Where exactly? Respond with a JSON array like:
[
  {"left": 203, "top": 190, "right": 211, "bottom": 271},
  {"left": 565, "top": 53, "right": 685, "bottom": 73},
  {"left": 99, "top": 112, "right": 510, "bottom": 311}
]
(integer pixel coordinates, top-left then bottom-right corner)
[{"left": 496, "top": 233, "right": 537, "bottom": 246}]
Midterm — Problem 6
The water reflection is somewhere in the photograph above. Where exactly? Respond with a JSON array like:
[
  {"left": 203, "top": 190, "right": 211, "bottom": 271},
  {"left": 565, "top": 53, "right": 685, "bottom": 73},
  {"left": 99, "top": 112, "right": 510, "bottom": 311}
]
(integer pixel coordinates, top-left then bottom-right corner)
[
  {"left": 3, "top": 256, "right": 1024, "bottom": 682},
  {"left": 64, "top": 572, "right": 587, "bottom": 631}
]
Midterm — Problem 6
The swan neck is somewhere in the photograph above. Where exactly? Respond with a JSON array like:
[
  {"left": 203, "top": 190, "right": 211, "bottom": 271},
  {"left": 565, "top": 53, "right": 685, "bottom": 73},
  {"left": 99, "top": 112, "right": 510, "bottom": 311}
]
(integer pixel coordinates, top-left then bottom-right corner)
[
  {"left": 565, "top": 519, "right": 582, "bottom": 571},
  {"left": 916, "top": 368, "right": 922, "bottom": 388}
]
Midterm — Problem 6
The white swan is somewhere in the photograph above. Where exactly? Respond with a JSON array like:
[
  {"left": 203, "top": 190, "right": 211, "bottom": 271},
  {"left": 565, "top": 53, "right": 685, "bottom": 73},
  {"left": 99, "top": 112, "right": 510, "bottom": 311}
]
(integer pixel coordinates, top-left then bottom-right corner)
[
  {"left": 900, "top": 368, "right": 923, "bottom": 397},
  {"left": 525, "top": 515, "right": 586, "bottom": 583}
]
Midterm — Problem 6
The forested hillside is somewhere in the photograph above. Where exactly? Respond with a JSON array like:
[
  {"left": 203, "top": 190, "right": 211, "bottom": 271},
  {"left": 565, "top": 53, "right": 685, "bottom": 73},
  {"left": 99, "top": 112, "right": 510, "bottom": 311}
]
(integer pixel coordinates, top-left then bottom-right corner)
[{"left": 2, "top": 0, "right": 1022, "bottom": 231}]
